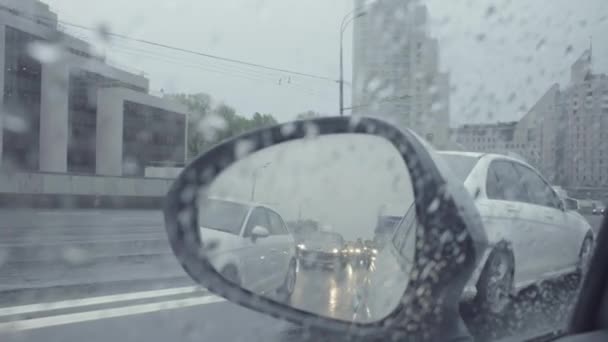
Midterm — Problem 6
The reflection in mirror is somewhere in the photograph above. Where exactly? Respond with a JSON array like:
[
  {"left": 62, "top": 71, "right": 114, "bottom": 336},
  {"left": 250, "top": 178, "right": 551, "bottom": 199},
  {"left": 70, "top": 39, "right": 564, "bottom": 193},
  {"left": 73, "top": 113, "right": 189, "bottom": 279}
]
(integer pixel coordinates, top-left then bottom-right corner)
[{"left": 197, "top": 134, "right": 418, "bottom": 323}]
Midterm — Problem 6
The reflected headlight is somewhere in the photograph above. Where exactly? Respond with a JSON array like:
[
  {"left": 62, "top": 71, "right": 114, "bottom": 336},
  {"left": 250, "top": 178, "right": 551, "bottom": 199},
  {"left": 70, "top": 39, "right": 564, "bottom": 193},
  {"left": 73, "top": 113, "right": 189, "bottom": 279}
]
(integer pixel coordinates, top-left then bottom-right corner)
[
  {"left": 297, "top": 244, "right": 306, "bottom": 250},
  {"left": 348, "top": 248, "right": 355, "bottom": 253},
  {"left": 355, "top": 248, "right": 361, "bottom": 254},
  {"left": 371, "top": 249, "right": 378, "bottom": 255},
  {"left": 332, "top": 248, "right": 339, "bottom": 254}
]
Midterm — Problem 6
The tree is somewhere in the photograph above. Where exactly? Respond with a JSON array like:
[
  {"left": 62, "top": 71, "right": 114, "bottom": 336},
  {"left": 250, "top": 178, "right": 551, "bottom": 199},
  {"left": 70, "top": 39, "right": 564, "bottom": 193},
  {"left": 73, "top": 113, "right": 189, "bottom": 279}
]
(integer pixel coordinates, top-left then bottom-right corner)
[
  {"left": 166, "top": 93, "right": 278, "bottom": 158},
  {"left": 164, "top": 93, "right": 212, "bottom": 159}
]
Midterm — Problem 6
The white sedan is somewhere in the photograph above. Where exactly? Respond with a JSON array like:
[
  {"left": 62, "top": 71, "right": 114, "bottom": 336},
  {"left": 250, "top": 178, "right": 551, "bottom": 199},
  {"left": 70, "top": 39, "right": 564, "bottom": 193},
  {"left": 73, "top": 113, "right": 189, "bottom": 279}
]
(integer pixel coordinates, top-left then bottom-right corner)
[
  {"left": 438, "top": 151, "right": 595, "bottom": 315},
  {"left": 198, "top": 197, "right": 298, "bottom": 300}
]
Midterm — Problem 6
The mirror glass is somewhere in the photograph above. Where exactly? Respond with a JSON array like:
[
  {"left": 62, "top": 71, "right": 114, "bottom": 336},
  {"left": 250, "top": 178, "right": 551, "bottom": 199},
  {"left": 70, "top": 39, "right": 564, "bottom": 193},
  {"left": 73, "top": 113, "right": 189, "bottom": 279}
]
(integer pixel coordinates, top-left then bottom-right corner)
[{"left": 196, "top": 134, "right": 418, "bottom": 323}]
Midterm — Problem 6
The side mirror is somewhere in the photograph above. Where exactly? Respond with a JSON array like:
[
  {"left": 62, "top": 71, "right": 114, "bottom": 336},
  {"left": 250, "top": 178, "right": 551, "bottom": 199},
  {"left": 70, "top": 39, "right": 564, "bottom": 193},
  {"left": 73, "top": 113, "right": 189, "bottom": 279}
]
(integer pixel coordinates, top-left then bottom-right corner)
[
  {"left": 163, "top": 116, "right": 485, "bottom": 340},
  {"left": 251, "top": 225, "right": 270, "bottom": 240}
]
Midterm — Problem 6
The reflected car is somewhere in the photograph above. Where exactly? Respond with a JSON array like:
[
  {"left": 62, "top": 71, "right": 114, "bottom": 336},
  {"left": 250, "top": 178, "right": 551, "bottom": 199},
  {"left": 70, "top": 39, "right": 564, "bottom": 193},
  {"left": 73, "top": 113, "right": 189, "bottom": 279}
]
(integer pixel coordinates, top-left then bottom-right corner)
[
  {"left": 438, "top": 151, "right": 595, "bottom": 315},
  {"left": 296, "top": 231, "right": 347, "bottom": 270},
  {"left": 198, "top": 197, "right": 297, "bottom": 298},
  {"left": 343, "top": 241, "right": 374, "bottom": 268}
]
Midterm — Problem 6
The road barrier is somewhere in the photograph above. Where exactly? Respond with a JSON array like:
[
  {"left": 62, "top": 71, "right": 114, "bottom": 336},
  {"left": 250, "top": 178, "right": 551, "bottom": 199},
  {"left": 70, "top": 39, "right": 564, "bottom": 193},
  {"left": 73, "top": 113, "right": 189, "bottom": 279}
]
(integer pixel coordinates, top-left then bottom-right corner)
[
  {"left": 0, "top": 171, "right": 174, "bottom": 209},
  {"left": 0, "top": 210, "right": 191, "bottom": 301}
]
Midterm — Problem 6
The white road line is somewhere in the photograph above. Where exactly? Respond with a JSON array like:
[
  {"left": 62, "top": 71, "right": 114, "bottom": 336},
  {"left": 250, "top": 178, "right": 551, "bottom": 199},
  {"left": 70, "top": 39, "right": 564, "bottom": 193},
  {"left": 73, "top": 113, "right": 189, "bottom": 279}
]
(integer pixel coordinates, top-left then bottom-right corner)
[
  {"left": 0, "top": 286, "right": 204, "bottom": 317},
  {"left": 0, "top": 295, "right": 225, "bottom": 332}
]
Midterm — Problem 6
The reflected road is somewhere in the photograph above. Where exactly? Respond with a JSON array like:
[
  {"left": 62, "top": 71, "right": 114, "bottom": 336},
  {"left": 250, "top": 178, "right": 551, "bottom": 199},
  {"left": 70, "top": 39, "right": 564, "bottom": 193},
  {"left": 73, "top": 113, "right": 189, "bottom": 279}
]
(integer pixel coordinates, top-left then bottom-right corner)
[{"left": 288, "top": 262, "right": 373, "bottom": 322}]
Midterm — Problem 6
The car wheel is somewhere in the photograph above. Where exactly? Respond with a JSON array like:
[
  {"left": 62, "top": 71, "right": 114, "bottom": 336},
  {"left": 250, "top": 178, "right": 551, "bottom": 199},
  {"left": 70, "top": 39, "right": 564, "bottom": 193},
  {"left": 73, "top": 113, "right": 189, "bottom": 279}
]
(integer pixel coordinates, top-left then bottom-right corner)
[
  {"left": 220, "top": 265, "right": 241, "bottom": 286},
  {"left": 475, "top": 249, "right": 514, "bottom": 316},
  {"left": 577, "top": 235, "right": 594, "bottom": 276},
  {"left": 277, "top": 259, "right": 297, "bottom": 300}
]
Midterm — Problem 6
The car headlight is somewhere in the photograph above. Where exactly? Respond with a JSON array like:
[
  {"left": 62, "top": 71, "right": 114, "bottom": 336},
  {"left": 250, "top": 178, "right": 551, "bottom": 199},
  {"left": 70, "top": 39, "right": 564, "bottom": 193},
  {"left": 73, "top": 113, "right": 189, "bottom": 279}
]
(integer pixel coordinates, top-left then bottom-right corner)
[
  {"left": 332, "top": 248, "right": 339, "bottom": 254},
  {"left": 297, "top": 244, "right": 306, "bottom": 250},
  {"left": 371, "top": 249, "right": 378, "bottom": 255},
  {"left": 348, "top": 248, "right": 354, "bottom": 253},
  {"left": 355, "top": 248, "right": 361, "bottom": 254}
]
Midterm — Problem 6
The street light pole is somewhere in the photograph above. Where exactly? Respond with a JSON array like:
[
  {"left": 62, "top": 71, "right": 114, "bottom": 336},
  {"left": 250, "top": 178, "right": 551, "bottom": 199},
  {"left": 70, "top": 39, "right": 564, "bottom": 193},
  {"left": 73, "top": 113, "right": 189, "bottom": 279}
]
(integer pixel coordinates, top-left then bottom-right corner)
[
  {"left": 250, "top": 162, "right": 271, "bottom": 201},
  {"left": 339, "top": 10, "right": 366, "bottom": 116}
]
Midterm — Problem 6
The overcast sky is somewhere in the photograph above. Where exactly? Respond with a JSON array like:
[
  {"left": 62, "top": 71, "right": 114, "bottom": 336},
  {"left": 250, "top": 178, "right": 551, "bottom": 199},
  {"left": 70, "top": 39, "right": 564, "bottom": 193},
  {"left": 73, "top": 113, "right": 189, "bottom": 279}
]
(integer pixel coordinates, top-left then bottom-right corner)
[{"left": 44, "top": 0, "right": 608, "bottom": 125}]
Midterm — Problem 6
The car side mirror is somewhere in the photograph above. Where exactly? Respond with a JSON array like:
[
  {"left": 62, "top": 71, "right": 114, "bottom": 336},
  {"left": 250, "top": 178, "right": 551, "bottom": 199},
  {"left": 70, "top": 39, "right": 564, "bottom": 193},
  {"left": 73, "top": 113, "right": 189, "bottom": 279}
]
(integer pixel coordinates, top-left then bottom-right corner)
[
  {"left": 251, "top": 225, "right": 270, "bottom": 241},
  {"left": 163, "top": 116, "right": 485, "bottom": 340}
]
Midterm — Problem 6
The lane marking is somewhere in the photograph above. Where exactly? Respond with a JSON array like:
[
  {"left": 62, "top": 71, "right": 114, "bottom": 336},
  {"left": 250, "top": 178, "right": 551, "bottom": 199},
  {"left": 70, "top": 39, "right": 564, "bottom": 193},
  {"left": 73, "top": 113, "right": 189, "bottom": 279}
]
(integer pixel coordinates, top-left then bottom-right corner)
[
  {"left": 0, "top": 286, "right": 204, "bottom": 317},
  {"left": 0, "top": 295, "right": 225, "bottom": 331}
]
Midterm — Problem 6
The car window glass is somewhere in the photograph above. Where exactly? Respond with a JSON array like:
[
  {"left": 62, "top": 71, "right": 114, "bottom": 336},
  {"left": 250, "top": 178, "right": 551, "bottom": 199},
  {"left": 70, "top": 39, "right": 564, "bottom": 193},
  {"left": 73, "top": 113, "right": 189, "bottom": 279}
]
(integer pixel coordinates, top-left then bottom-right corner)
[
  {"left": 266, "top": 209, "right": 287, "bottom": 235},
  {"left": 486, "top": 161, "right": 528, "bottom": 202},
  {"left": 244, "top": 207, "right": 271, "bottom": 237},
  {"left": 514, "top": 163, "right": 560, "bottom": 208}
]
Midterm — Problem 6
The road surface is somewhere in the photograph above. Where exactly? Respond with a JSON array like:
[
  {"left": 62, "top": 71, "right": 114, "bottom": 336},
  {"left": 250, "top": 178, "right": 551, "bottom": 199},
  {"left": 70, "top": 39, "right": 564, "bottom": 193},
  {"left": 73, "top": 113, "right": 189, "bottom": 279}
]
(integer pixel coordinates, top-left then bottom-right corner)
[{"left": 0, "top": 210, "right": 604, "bottom": 341}]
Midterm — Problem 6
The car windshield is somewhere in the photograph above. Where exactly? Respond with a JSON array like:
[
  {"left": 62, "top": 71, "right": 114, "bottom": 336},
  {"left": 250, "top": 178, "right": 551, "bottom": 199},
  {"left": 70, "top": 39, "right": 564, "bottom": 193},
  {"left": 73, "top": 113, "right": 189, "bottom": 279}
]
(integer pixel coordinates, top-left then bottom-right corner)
[
  {"left": 1, "top": 0, "right": 605, "bottom": 341},
  {"left": 305, "top": 232, "right": 344, "bottom": 249},
  {"left": 438, "top": 153, "right": 479, "bottom": 183},
  {"left": 199, "top": 199, "right": 250, "bottom": 235}
]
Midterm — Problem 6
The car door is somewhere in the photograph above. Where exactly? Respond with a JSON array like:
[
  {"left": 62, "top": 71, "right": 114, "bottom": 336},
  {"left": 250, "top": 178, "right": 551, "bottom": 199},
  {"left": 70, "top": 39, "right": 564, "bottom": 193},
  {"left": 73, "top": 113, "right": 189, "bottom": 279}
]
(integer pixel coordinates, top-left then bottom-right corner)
[
  {"left": 513, "top": 163, "right": 577, "bottom": 274},
  {"left": 482, "top": 159, "right": 539, "bottom": 286},
  {"left": 241, "top": 207, "right": 274, "bottom": 289},
  {"left": 264, "top": 208, "right": 294, "bottom": 289}
]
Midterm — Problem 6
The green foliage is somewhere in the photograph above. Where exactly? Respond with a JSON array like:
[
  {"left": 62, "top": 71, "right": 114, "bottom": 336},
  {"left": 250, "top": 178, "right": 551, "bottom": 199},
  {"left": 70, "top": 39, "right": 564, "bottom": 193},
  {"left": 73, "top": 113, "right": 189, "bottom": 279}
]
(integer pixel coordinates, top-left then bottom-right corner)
[{"left": 165, "top": 93, "right": 278, "bottom": 159}]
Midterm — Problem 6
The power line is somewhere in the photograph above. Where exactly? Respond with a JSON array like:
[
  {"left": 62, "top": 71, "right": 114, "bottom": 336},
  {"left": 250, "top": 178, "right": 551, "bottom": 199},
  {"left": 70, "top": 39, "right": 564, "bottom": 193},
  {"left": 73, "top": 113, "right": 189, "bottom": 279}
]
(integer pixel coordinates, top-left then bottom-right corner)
[
  {"left": 52, "top": 19, "right": 337, "bottom": 83},
  {"left": 3, "top": 5, "right": 337, "bottom": 82},
  {"left": 107, "top": 42, "right": 334, "bottom": 99}
]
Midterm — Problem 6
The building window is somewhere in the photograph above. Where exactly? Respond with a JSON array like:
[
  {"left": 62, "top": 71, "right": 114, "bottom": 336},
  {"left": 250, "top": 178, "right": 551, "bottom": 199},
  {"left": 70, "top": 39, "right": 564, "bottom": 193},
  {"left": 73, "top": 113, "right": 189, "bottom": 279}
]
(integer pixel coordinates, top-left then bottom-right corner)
[
  {"left": 122, "top": 101, "right": 186, "bottom": 176},
  {"left": 2, "top": 26, "right": 43, "bottom": 171}
]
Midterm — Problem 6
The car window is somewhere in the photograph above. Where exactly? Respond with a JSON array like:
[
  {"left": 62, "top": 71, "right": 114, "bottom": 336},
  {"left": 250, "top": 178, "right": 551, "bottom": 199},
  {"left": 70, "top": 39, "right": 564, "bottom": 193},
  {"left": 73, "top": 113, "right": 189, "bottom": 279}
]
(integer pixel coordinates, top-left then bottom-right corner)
[
  {"left": 3, "top": 1, "right": 602, "bottom": 341},
  {"left": 266, "top": 209, "right": 288, "bottom": 235},
  {"left": 486, "top": 160, "right": 528, "bottom": 202},
  {"left": 513, "top": 163, "right": 561, "bottom": 209},
  {"left": 243, "top": 207, "right": 271, "bottom": 237},
  {"left": 198, "top": 199, "right": 250, "bottom": 235}
]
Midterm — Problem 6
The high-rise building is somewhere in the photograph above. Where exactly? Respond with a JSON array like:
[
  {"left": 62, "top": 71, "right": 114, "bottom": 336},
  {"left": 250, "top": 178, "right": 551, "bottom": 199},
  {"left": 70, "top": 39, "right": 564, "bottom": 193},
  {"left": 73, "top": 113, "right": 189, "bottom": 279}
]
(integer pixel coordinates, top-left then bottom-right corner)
[
  {"left": 352, "top": 0, "right": 450, "bottom": 148},
  {"left": 562, "top": 50, "right": 608, "bottom": 187},
  {"left": 0, "top": 0, "right": 188, "bottom": 176}
]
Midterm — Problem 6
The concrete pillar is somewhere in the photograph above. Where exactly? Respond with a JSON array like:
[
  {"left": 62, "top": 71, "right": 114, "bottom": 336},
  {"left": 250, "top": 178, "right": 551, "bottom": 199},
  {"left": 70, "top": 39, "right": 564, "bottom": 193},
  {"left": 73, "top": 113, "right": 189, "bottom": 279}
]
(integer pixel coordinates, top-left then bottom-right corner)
[
  {"left": 0, "top": 25, "right": 5, "bottom": 166},
  {"left": 96, "top": 88, "right": 123, "bottom": 176},
  {"left": 39, "top": 62, "right": 69, "bottom": 172}
]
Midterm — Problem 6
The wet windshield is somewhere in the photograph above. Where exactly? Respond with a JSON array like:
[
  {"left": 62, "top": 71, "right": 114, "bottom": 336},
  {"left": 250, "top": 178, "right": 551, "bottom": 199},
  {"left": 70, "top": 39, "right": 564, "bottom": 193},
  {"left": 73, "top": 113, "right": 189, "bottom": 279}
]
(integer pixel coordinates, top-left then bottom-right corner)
[{"left": 1, "top": 0, "right": 605, "bottom": 341}]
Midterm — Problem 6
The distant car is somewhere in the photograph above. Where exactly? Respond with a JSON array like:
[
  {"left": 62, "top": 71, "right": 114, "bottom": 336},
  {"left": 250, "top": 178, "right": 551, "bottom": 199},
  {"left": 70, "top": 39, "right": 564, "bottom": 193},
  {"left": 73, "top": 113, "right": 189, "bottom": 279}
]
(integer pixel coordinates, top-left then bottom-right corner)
[
  {"left": 592, "top": 207, "right": 606, "bottom": 216},
  {"left": 198, "top": 198, "right": 297, "bottom": 299},
  {"left": 438, "top": 151, "right": 595, "bottom": 315},
  {"left": 297, "top": 231, "right": 347, "bottom": 270}
]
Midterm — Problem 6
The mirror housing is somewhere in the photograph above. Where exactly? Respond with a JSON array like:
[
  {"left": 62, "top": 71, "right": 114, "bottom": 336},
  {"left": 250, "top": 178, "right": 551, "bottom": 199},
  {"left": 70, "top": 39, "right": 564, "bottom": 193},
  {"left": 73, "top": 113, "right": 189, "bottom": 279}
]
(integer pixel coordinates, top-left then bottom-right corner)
[
  {"left": 250, "top": 225, "right": 270, "bottom": 240},
  {"left": 163, "top": 116, "right": 487, "bottom": 340}
]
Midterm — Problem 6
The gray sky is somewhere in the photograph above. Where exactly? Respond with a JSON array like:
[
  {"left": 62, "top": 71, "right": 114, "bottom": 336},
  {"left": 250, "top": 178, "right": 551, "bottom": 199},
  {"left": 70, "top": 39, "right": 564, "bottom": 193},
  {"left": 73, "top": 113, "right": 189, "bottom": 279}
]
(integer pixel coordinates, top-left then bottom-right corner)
[
  {"left": 205, "top": 134, "right": 413, "bottom": 241},
  {"left": 45, "top": 0, "right": 608, "bottom": 125}
]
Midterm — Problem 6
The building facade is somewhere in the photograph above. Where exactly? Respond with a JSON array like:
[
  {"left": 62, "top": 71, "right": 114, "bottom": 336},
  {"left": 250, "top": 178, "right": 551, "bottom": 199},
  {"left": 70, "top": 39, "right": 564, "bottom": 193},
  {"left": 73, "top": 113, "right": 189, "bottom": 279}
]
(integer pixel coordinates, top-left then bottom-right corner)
[
  {"left": 0, "top": 0, "right": 187, "bottom": 176},
  {"left": 351, "top": 0, "right": 450, "bottom": 149},
  {"left": 562, "top": 50, "right": 608, "bottom": 187},
  {"left": 451, "top": 85, "right": 562, "bottom": 183},
  {"left": 453, "top": 50, "right": 608, "bottom": 188}
]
